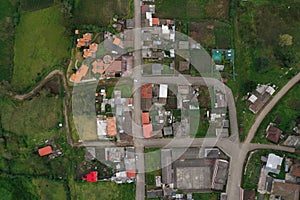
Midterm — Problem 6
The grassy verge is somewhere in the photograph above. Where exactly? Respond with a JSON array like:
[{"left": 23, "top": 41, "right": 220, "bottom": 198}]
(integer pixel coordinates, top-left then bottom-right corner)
[
  {"left": 12, "top": 5, "right": 70, "bottom": 92},
  {"left": 193, "top": 192, "right": 220, "bottom": 200}
]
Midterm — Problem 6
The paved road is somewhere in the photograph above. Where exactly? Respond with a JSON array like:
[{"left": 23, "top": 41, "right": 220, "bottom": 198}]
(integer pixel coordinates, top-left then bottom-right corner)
[
  {"left": 133, "top": 1, "right": 145, "bottom": 199},
  {"left": 245, "top": 72, "right": 300, "bottom": 144}
]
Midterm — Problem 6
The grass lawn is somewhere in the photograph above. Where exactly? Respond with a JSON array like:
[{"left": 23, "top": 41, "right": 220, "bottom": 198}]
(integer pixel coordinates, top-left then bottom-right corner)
[
  {"left": 32, "top": 178, "right": 67, "bottom": 200},
  {"left": 106, "top": 83, "right": 133, "bottom": 99},
  {"left": 0, "top": 0, "right": 15, "bottom": 81},
  {"left": 1, "top": 89, "right": 63, "bottom": 137},
  {"left": 12, "top": 5, "right": 69, "bottom": 91},
  {"left": 74, "top": 182, "right": 135, "bottom": 200},
  {"left": 193, "top": 192, "right": 220, "bottom": 200},
  {"left": 73, "top": 0, "right": 130, "bottom": 26},
  {"left": 145, "top": 149, "right": 161, "bottom": 190},
  {"left": 231, "top": 0, "right": 300, "bottom": 140},
  {"left": 252, "top": 84, "right": 300, "bottom": 144},
  {"left": 189, "top": 109, "right": 210, "bottom": 138}
]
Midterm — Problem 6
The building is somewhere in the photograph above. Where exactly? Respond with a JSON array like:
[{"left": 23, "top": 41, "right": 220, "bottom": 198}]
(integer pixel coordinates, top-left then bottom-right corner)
[
  {"left": 258, "top": 166, "right": 274, "bottom": 194},
  {"left": 107, "top": 117, "right": 117, "bottom": 137},
  {"left": 211, "top": 159, "right": 229, "bottom": 191},
  {"left": 266, "top": 153, "right": 283, "bottom": 174},
  {"left": 291, "top": 164, "right": 300, "bottom": 177},
  {"left": 125, "top": 18, "right": 135, "bottom": 29},
  {"left": 71, "top": 64, "right": 89, "bottom": 83},
  {"left": 242, "top": 189, "right": 256, "bottom": 200},
  {"left": 161, "top": 149, "right": 173, "bottom": 184},
  {"left": 248, "top": 85, "right": 276, "bottom": 114},
  {"left": 38, "top": 146, "right": 53, "bottom": 157},
  {"left": 142, "top": 84, "right": 153, "bottom": 98},
  {"left": 266, "top": 124, "right": 283, "bottom": 143},
  {"left": 283, "top": 136, "right": 300, "bottom": 148},
  {"left": 271, "top": 181, "right": 300, "bottom": 200},
  {"left": 143, "top": 123, "right": 153, "bottom": 138},
  {"left": 82, "top": 171, "right": 98, "bottom": 182}
]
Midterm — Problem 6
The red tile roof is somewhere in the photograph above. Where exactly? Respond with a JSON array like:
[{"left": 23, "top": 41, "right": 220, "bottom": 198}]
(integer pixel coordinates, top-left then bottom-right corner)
[
  {"left": 38, "top": 146, "right": 53, "bottom": 157},
  {"left": 107, "top": 117, "right": 117, "bottom": 137},
  {"left": 152, "top": 18, "right": 160, "bottom": 25},
  {"left": 142, "top": 112, "right": 150, "bottom": 124},
  {"left": 143, "top": 124, "right": 152, "bottom": 138},
  {"left": 141, "top": 84, "right": 153, "bottom": 98},
  {"left": 89, "top": 43, "right": 98, "bottom": 51},
  {"left": 83, "top": 171, "right": 98, "bottom": 182},
  {"left": 126, "top": 170, "right": 136, "bottom": 178}
]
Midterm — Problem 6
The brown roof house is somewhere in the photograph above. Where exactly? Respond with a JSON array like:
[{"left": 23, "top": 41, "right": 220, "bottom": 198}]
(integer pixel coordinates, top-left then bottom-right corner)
[
  {"left": 291, "top": 164, "right": 300, "bottom": 177},
  {"left": 266, "top": 123, "right": 283, "bottom": 143},
  {"left": 271, "top": 181, "right": 300, "bottom": 200}
]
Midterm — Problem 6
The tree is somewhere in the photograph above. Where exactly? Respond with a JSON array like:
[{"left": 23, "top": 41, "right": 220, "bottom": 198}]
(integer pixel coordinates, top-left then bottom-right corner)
[
  {"left": 240, "top": 80, "right": 257, "bottom": 95},
  {"left": 279, "top": 34, "right": 293, "bottom": 47}
]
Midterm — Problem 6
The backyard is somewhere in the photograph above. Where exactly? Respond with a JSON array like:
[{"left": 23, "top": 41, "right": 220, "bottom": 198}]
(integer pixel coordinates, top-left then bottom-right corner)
[
  {"left": 12, "top": 5, "right": 70, "bottom": 92},
  {"left": 145, "top": 148, "right": 162, "bottom": 190}
]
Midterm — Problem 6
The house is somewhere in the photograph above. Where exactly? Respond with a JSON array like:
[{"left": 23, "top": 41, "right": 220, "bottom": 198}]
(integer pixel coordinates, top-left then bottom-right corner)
[
  {"left": 248, "top": 85, "right": 276, "bottom": 114},
  {"left": 71, "top": 64, "right": 89, "bottom": 83},
  {"left": 113, "top": 35, "right": 121, "bottom": 46},
  {"left": 126, "top": 170, "right": 136, "bottom": 178},
  {"left": 142, "top": 112, "right": 150, "bottom": 124},
  {"left": 152, "top": 18, "right": 160, "bottom": 26},
  {"left": 107, "top": 117, "right": 117, "bottom": 137},
  {"left": 141, "top": 84, "right": 153, "bottom": 98},
  {"left": 125, "top": 19, "right": 135, "bottom": 29},
  {"left": 143, "top": 123, "right": 153, "bottom": 138},
  {"left": 291, "top": 164, "right": 300, "bottom": 177},
  {"left": 159, "top": 84, "right": 168, "bottom": 98},
  {"left": 211, "top": 159, "right": 229, "bottom": 191},
  {"left": 161, "top": 149, "right": 173, "bottom": 184},
  {"left": 83, "top": 49, "right": 93, "bottom": 58},
  {"left": 266, "top": 124, "right": 283, "bottom": 143},
  {"left": 77, "top": 33, "right": 92, "bottom": 47},
  {"left": 92, "top": 59, "right": 105, "bottom": 74},
  {"left": 106, "top": 60, "right": 122, "bottom": 76},
  {"left": 242, "top": 189, "right": 256, "bottom": 200},
  {"left": 283, "top": 136, "right": 300, "bottom": 148},
  {"left": 83, "top": 171, "right": 98, "bottom": 182},
  {"left": 38, "top": 146, "right": 53, "bottom": 156},
  {"left": 179, "top": 61, "right": 190, "bottom": 72},
  {"left": 271, "top": 181, "right": 300, "bottom": 200},
  {"left": 258, "top": 166, "right": 274, "bottom": 194},
  {"left": 266, "top": 153, "right": 283, "bottom": 174},
  {"left": 163, "top": 126, "right": 173, "bottom": 136}
]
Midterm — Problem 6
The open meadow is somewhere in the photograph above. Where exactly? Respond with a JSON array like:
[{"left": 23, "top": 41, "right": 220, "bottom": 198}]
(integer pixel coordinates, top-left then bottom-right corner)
[{"left": 12, "top": 5, "right": 69, "bottom": 92}]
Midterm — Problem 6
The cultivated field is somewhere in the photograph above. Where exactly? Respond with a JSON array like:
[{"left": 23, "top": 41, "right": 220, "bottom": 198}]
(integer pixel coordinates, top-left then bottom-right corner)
[
  {"left": 73, "top": 0, "right": 130, "bottom": 26},
  {"left": 12, "top": 6, "right": 69, "bottom": 91}
]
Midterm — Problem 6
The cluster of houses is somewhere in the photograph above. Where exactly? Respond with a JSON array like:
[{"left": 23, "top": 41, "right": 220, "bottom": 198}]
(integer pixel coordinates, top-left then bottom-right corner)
[
  {"left": 95, "top": 89, "right": 133, "bottom": 141},
  {"left": 253, "top": 153, "right": 300, "bottom": 200},
  {"left": 71, "top": 27, "right": 134, "bottom": 83},
  {"left": 83, "top": 147, "right": 136, "bottom": 184},
  {"left": 147, "top": 147, "right": 229, "bottom": 199},
  {"left": 247, "top": 84, "right": 277, "bottom": 114}
]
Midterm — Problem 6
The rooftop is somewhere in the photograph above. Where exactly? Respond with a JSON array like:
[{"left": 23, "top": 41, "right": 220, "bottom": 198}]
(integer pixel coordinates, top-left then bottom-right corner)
[{"left": 38, "top": 146, "right": 53, "bottom": 157}]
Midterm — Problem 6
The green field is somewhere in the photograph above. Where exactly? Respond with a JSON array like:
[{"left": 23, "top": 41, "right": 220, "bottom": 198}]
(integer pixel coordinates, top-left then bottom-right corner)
[
  {"left": 0, "top": 0, "right": 15, "bottom": 81},
  {"left": 252, "top": 84, "right": 300, "bottom": 144},
  {"left": 74, "top": 182, "right": 135, "bottom": 200},
  {"left": 230, "top": 0, "right": 300, "bottom": 140},
  {"left": 33, "top": 178, "right": 67, "bottom": 200},
  {"left": 154, "top": 0, "right": 230, "bottom": 20},
  {"left": 12, "top": 5, "right": 69, "bottom": 91},
  {"left": 73, "top": 0, "right": 130, "bottom": 26},
  {"left": 1, "top": 89, "right": 62, "bottom": 137},
  {"left": 20, "top": 0, "right": 54, "bottom": 12}
]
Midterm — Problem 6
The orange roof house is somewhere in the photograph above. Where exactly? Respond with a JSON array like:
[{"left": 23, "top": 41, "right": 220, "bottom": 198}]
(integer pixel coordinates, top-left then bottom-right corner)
[
  {"left": 83, "top": 49, "right": 93, "bottom": 58},
  {"left": 89, "top": 43, "right": 98, "bottom": 51},
  {"left": 38, "top": 146, "right": 53, "bottom": 157},
  {"left": 82, "top": 33, "right": 92, "bottom": 42},
  {"left": 143, "top": 123, "right": 153, "bottom": 138},
  {"left": 152, "top": 18, "right": 160, "bottom": 25},
  {"left": 92, "top": 59, "right": 105, "bottom": 74},
  {"left": 126, "top": 170, "right": 136, "bottom": 178},
  {"left": 83, "top": 171, "right": 98, "bottom": 182},
  {"left": 142, "top": 112, "right": 150, "bottom": 124},
  {"left": 77, "top": 38, "right": 86, "bottom": 47},
  {"left": 73, "top": 64, "right": 89, "bottom": 83},
  {"left": 113, "top": 36, "right": 121, "bottom": 46},
  {"left": 75, "top": 29, "right": 79, "bottom": 35},
  {"left": 141, "top": 84, "right": 153, "bottom": 98},
  {"left": 107, "top": 117, "right": 117, "bottom": 137}
]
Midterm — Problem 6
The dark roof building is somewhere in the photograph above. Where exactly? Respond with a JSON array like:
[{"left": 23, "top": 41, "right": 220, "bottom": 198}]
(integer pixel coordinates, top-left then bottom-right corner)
[
  {"left": 266, "top": 124, "right": 282, "bottom": 143},
  {"left": 242, "top": 189, "right": 256, "bottom": 200}
]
